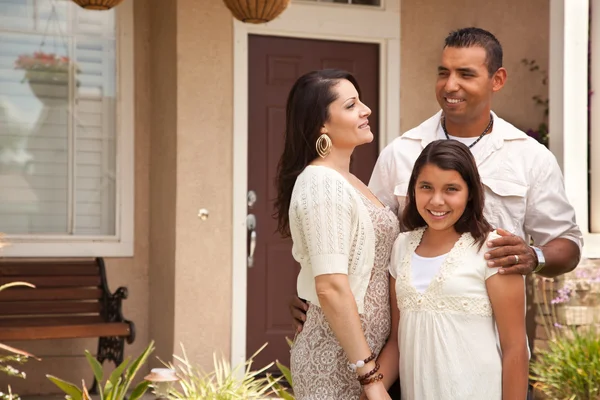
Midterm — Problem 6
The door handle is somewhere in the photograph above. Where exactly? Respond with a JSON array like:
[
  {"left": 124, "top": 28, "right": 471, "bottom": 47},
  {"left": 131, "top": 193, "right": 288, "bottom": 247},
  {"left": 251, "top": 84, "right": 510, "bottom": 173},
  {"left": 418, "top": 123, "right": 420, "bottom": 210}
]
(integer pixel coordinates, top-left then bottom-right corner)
[{"left": 247, "top": 213, "right": 257, "bottom": 267}]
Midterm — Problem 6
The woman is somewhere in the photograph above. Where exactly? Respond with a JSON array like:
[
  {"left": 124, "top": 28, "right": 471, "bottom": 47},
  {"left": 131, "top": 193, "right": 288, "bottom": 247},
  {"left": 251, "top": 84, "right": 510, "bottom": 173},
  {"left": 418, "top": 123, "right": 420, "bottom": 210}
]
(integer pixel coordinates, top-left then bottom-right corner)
[
  {"left": 375, "top": 140, "right": 529, "bottom": 399},
  {"left": 274, "top": 69, "right": 399, "bottom": 400}
]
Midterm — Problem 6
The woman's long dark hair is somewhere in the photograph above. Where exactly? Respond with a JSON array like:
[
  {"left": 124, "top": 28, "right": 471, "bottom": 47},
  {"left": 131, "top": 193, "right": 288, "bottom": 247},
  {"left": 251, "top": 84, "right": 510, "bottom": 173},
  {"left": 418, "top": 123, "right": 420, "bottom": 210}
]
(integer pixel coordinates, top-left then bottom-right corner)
[
  {"left": 274, "top": 69, "right": 361, "bottom": 237},
  {"left": 401, "top": 140, "right": 492, "bottom": 249}
]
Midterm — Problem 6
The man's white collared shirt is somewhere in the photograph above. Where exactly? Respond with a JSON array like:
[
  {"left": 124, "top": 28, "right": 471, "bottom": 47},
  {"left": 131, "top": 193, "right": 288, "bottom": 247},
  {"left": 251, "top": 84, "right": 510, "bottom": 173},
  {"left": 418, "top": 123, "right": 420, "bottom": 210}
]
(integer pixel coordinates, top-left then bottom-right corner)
[{"left": 369, "top": 110, "right": 583, "bottom": 248}]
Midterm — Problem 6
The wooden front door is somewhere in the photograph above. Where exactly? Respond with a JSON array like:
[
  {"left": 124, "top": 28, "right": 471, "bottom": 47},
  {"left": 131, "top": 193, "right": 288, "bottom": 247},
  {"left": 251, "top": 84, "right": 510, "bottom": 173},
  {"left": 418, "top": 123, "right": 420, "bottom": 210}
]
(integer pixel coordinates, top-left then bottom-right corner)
[{"left": 246, "top": 35, "right": 380, "bottom": 369}]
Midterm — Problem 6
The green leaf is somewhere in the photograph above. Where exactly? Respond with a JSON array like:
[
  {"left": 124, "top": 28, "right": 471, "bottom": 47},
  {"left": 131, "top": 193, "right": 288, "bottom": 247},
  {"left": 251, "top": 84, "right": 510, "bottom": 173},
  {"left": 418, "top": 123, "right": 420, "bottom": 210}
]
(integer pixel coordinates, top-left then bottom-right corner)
[
  {"left": 277, "top": 389, "right": 296, "bottom": 400},
  {"left": 107, "top": 356, "right": 130, "bottom": 389},
  {"left": 118, "top": 341, "right": 154, "bottom": 398},
  {"left": 0, "top": 282, "right": 35, "bottom": 292},
  {"left": 84, "top": 351, "right": 104, "bottom": 394},
  {"left": 102, "top": 380, "right": 113, "bottom": 399},
  {"left": 285, "top": 336, "right": 294, "bottom": 348},
  {"left": 128, "top": 380, "right": 150, "bottom": 400},
  {"left": 105, "top": 376, "right": 122, "bottom": 400},
  {"left": 124, "top": 341, "right": 154, "bottom": 381},
  {"left": 276, "top": 360, "right": 292, "bottom": 386},
  {"left": 0, "top": 342, "right": 38, "bottom": 359},
  {"left": 266, "top": 376, "right": 295, "bottom": 400},
  {"left": 46, "top": 375, "right": 83, "bottom": 400}
]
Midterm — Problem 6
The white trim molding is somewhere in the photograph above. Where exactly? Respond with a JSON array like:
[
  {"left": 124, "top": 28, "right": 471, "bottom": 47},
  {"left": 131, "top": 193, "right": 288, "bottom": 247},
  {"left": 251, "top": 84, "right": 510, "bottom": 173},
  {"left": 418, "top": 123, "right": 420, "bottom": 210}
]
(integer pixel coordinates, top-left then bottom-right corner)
[
  {"left": 590, "top": 2, "right": 600, "bottom": 234},
  {"left": 1, "top": 1, "right": 135, "bottom": 258},
  {"left": 549, "top": 0, "right": 599, "bottom": 257},
  {"left": 230, "top": 0, "right": 400, "bottom": 368}
]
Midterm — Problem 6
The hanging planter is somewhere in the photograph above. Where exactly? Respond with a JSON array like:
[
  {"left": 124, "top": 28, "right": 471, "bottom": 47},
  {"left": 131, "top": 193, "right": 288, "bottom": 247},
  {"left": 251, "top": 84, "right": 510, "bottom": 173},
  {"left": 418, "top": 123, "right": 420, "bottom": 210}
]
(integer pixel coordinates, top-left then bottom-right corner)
[
  {"left": 12, "top": 4, "right": 78, "bottom": 106},
  {"left": 71, "top": 0, "right": 124, "bottom": 10},
  {"left": 222, "top": 0, "right": 290, "bottom": 24},
  {"left": 14, "top": 52, "right": 79, "bottom": 105}
]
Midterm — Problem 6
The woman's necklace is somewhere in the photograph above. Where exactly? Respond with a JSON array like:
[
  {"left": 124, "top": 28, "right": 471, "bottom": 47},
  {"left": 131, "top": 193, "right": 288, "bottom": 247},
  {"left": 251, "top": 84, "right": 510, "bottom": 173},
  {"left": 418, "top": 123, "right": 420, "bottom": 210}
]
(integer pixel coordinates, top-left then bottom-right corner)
[{"left": 441, "top": 113, "right": 494, "bottom": 149}]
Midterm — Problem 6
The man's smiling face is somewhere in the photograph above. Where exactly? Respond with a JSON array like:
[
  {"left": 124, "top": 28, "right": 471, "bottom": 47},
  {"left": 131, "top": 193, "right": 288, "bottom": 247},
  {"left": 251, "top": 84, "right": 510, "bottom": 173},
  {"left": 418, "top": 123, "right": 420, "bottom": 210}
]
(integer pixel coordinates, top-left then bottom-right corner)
[{"left": 435, "top": 46, "right": 495, "bottom": 125}]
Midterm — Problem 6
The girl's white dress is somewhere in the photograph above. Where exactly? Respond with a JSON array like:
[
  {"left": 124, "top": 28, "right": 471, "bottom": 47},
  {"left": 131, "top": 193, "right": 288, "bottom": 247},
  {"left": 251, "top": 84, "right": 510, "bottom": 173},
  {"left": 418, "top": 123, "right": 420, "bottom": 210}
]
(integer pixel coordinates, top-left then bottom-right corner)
[{"left": 390, "top": 228, "right": 505, "bottom": 400}]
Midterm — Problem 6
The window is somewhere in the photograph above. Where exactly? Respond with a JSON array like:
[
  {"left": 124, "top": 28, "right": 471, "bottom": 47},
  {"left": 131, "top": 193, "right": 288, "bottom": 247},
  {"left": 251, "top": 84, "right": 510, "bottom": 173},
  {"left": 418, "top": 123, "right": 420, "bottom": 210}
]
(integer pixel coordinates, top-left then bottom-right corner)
[{"left": 0, "top": 0, "right": 133, "bottom": 256}]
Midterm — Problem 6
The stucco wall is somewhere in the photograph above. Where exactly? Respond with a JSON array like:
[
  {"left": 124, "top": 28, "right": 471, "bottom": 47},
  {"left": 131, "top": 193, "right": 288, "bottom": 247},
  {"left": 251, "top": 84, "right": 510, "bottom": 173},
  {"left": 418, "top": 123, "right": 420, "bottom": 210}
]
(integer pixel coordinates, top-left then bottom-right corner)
[
  {"left": 171, "top": 0, "right": 234, "bottom": 367},
  {"left": 144, "top": 0, "right": 235, "bottom": 375},
  {"left": 145, "top": 0, "right": 234, "bottom": 371},
  {"left": 147, "top": 0, "right": 177, "bottom": 366},
  {"left": 400, "top": 0, "right": 549, "bottom": 134}
]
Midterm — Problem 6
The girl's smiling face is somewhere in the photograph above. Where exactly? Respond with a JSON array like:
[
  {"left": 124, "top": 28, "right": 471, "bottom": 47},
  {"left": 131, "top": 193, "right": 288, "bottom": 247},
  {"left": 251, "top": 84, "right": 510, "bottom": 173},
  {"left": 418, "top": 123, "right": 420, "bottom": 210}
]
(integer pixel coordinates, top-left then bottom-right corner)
[{"left": 415, "top": 163, "right": 469, "bottom": 234}]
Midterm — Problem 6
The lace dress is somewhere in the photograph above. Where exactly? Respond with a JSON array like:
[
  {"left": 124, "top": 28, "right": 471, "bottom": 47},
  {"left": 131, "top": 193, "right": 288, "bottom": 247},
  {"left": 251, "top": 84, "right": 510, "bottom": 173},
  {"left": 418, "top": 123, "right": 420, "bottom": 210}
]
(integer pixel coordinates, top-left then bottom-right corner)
[
  {"left": 290, "top": 194, "right": 400, "bottom": 400},
  {"left": 391, "top": 228, "right": 504, "bottom": 400}
]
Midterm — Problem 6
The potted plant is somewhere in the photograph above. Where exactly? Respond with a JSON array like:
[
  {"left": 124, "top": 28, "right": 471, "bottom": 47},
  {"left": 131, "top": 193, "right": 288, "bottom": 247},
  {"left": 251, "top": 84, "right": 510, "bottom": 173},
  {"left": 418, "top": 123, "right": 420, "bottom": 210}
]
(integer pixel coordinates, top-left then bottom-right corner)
[
  {"left": 14, "top": 51, "right": 78, "bottom": 104},
  {"left": 164, "top": 343, "right": 289, "bottom": 399},
  {"left": 47, "top": 341, "right": 154, "bottom": 400},
  {"left": 0, "top": 237, "right": 38, "bottom": 400},
  {"left": 530, "top": 327, "right": 600, "bottom": 399},
  {"left": 0, "top": 283, "right": 37, "bottom": 400}
]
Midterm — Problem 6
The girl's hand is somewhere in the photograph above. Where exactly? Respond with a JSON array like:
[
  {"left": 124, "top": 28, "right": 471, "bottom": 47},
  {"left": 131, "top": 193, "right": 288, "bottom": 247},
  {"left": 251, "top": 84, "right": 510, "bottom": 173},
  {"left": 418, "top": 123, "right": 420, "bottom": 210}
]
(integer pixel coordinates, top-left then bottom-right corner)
[{"left": 363, "top": 381, "right": 392, "bottom": 400}]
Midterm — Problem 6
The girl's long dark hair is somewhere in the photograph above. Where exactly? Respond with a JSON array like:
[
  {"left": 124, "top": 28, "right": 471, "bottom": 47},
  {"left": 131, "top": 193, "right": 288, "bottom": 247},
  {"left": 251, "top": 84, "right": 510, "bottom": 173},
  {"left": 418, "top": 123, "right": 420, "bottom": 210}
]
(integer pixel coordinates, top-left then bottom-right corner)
[
  {"left": 274, "top": 69, "right": 361, "bottom": 237},
  {"left": 401, "top": 140, "right": 492, "bottom": 249}
]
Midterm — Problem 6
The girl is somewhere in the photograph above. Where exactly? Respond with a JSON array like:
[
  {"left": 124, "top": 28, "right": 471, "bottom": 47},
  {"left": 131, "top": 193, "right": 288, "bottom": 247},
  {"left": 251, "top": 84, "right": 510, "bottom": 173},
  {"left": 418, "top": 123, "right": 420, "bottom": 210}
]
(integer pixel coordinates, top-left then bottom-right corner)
[
  {"left": 274, "top": 69, "right": 399, "bottom": 400},
  {"left": 376, "top": 139, "right": 529, "bottom": 399}
]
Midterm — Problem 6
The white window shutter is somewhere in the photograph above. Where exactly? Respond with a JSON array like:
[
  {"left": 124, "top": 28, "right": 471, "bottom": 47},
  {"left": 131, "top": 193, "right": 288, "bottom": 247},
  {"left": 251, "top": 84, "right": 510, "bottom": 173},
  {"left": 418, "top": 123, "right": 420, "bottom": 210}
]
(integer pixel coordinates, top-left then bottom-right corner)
[{"left": 0, "top": 0, "right": 117, "bottom": 236}]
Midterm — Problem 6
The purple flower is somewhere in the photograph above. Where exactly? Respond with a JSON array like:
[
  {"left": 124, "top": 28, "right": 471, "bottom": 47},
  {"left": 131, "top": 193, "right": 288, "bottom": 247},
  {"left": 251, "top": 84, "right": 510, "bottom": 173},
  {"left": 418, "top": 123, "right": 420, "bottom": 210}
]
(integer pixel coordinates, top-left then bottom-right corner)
[
  {"left": 575, "top": 269, "right": 589, "bottom": 279},
  {"left": 551, "top": 284, "right": 573, "bottom": 304}
]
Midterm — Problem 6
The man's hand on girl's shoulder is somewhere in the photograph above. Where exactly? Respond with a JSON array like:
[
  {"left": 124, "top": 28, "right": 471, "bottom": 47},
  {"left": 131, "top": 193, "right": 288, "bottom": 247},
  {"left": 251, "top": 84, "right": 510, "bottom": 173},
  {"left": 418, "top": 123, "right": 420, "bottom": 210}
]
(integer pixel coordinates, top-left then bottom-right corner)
[{"left": 484, "top": 228, "right": 536, "bottom": 275}]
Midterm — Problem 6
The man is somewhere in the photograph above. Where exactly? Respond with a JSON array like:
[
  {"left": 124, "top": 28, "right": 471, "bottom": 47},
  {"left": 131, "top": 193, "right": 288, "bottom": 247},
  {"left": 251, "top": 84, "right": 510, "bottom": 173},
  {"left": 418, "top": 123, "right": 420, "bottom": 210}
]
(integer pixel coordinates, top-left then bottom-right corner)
[
  {"left": 369, "top": 27, "right": 581, "bottom": 277},
  {"left": 290, "top": 27, "right": 582, "bottom": 397}
]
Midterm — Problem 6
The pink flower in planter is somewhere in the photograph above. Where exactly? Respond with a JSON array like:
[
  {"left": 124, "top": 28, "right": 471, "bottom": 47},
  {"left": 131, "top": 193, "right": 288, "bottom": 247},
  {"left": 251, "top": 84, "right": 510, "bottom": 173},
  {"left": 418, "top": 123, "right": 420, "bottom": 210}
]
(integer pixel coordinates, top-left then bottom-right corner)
[{"left": 14, "top": 51, "right": 75, "bottom": 73}]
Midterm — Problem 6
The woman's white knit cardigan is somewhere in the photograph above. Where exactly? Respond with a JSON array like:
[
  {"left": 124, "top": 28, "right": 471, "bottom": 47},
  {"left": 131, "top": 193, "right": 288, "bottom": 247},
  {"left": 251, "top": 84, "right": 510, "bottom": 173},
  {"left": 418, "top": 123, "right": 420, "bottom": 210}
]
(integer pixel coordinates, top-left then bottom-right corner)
[{"left": 289, "top": 165, "right": 376, "bottom": 313}]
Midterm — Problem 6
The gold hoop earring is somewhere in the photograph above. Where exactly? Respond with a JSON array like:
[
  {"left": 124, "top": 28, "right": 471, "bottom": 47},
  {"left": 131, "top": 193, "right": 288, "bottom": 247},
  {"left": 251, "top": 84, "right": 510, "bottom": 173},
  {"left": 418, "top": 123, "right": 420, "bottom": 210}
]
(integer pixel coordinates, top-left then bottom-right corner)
[{"left": 316, "top": 134, "right": 332, "bottom": 158}]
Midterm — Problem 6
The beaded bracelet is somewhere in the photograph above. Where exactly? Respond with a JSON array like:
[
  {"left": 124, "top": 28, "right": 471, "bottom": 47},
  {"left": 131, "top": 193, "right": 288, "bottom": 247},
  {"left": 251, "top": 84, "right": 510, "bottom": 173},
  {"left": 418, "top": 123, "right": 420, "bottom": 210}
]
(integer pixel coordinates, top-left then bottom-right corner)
[
  {"left": 357, "top": 362, "right": 380, "bottom": 382},
  {"left": 360, "top": 372, "right": 384, "bottom": 386},
  {"left": 348, "top": 352, "right": 376, "bottom": 372}
]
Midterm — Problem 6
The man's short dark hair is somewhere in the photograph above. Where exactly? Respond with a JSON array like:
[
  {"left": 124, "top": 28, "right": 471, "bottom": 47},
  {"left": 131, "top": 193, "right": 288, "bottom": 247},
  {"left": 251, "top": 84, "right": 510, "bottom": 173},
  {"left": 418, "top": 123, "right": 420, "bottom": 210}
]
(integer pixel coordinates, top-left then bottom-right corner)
[{"left": 444, "top": 27, "right": 503, "bottom": 76}]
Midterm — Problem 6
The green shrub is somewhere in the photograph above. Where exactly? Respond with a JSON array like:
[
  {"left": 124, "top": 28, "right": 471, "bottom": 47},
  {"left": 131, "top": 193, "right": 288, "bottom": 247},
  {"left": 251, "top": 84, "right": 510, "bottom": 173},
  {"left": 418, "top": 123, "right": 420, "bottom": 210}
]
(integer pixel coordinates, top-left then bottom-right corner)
[
  {"left": 530, "top": 327, "right": 600, "bottom": 400},
  {"left": 0, "top": 282, "right": 37, "bottom": 400},
  {"left": 47, "top": 341, "right": 154, "bottom": 400},
  {"left": 165, "top": 343, "right": 283, "bottom": 399}
]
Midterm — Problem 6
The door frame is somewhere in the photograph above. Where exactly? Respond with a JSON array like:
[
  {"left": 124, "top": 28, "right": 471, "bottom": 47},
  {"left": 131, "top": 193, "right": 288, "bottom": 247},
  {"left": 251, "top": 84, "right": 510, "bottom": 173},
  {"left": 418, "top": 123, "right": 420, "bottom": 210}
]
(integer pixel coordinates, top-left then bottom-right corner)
[{"left": 231, "top": 0, "right": 401, "bottom": 368}]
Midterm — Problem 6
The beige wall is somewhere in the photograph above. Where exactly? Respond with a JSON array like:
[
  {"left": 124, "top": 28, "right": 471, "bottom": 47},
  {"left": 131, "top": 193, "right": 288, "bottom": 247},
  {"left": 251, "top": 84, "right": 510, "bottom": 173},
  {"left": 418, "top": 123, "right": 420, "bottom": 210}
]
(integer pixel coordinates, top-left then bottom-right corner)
[
  {"left": 146, "top": 0, "right": 235, "bottom": 369},
  {"left": 400, "top": 0, "right": 549, "bottom": 134},
  {"left": 148, "top": 0, "right": 177, "bottom": 366},
  {"left": 171, "top": 0, "right": 234, "bottom": 367}
]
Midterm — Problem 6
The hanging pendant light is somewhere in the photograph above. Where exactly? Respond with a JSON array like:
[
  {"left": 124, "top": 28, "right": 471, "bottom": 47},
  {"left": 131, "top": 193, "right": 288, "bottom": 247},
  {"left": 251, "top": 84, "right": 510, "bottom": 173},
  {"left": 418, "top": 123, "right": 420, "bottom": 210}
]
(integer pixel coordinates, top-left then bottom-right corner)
[
  {"left": 71, "top": 0, "right": 124, "bottom": 10},
  {"left": 222, "top": 0, "right": 290, "bottom": 24}
]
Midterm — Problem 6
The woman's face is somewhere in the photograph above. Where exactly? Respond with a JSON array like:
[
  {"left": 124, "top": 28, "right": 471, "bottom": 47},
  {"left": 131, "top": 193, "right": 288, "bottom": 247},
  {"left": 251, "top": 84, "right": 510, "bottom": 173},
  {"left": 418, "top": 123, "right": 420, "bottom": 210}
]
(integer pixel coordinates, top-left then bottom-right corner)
[
  {"left": 322, "top": 79, "right": 372, "bottom": 150},
  {"left": 414, "top": 163, "right": 469, "bottom": 234}
]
